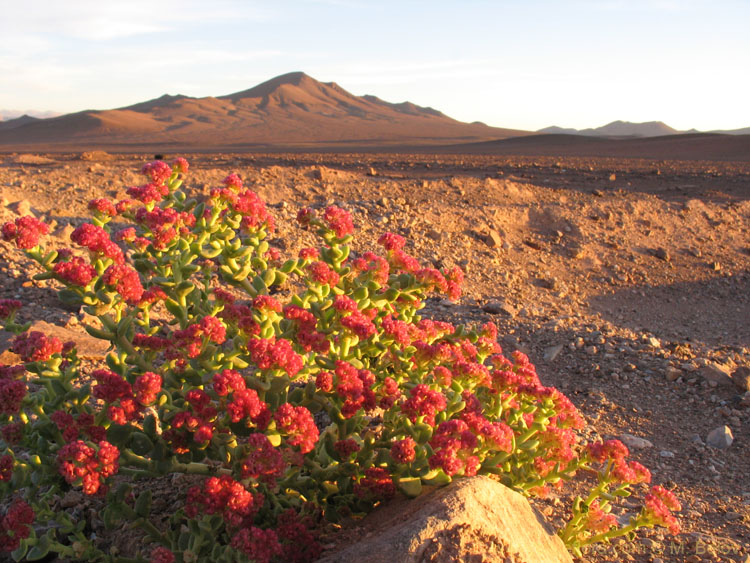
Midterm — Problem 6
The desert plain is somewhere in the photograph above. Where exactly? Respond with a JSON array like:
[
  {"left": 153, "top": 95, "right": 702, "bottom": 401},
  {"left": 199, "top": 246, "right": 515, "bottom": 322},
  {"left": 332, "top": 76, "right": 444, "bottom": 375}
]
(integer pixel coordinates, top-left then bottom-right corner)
[{"left": 0, "top": 146, "right": 748, "bottom": 562}]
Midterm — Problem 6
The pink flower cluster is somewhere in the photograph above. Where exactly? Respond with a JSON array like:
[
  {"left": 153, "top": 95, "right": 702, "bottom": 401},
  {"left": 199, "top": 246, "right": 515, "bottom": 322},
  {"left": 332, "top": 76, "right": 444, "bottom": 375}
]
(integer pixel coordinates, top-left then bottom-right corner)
[
  {"left": 212, "top": 370, "right": 270, "bottom": 429},
  {"left": 401, "top": 384, "right": 446, "bottom": 426},
  {"left": 1, "top": 216, "right": 49, "bottom": 249},
  {"left": 150, "top": 546, "right": 175, "bottom": 563},
  {"left": 0, "top": 299, "right": 22, "bottom": 320},
  {"left": 323, "top": 206, "right": 354, "bottom": 238},
  {"left": 11, "top": 331, "right": 64, "bottom": 362},
  {"left": 284, "top": 306, "right": 327, "bottom": 353},
  {"left": 429, "top": 419, "right": 481, "bottom": 476},
  {"left": 172, "top": 316, "right": 226, "bottom": 358},
  {"left": 50, "top": 410, "right": 106, "bottom": 443},
  {"left": 141, "top": 161, "right": 173, "bottom": 185},
  {"left": 57, "top": 440, "right": 120, "bottom": 495},
  {"left": 247, "top": 337, "right": 303, "bottom": 376},
  {"left": 88, "top": 198, "right": 117, "bottom": 217},
  {"left": 390, "top": 437, "right": 417, "bottom": 464},
  {"left": 333, "top": 360, "right": 376, "bottom": 418},
  {"left": 102, "top": 264, "right": 144, "bottom": 304},
  {"left": 643, "top": 485, "right": 681, "bottom": 535},
  {"left": 53, "top": 255, "right": 97, "bottom": 287},
  {"left": 71, "top": 223, "right": 124, "bottom": 263},
  {"left": 0, "top": 379, "right": 25, "bottom": 415},
  {"left": 354, "top": 467, "right": 395, "bottom": 499},
  {"left": 308, "top": 261, "right": 340, "bottom": 286},
  {"left": 586, "top": 439, "right": 651, "bottom": 485},
  {"left": 0, "top": 455, "right": 13, "bottom": 482},
  {"left": 91, "top": 369, "right": 159, "bottom": 425},
  {"left": 0, "top": 499, "right": 34, "bottom": 552},
  {"left": 185, "top": 475, "right": 262, "bottom": 527},
  {"left": 274, "top": 404, "right": 319, "bottom": 453},
  {"left": 240, "top": 433, "right": 286, "bottom": 484},
  {"left": 231, "top": 526, "right": 281, "bottom": 563}
]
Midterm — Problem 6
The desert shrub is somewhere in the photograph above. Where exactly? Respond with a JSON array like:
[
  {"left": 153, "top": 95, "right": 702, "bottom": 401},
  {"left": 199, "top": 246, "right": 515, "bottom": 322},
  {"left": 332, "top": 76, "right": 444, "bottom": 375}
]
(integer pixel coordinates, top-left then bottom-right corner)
[{"left": 0, "top": 159, "right": 680, "bottom": 561}]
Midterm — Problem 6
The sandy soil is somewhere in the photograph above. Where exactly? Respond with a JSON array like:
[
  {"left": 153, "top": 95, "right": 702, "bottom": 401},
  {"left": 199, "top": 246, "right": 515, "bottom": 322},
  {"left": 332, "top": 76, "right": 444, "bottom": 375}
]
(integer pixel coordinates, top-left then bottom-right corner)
[{"left": 1, "top": 151, "right": 748, "bottom": 562}]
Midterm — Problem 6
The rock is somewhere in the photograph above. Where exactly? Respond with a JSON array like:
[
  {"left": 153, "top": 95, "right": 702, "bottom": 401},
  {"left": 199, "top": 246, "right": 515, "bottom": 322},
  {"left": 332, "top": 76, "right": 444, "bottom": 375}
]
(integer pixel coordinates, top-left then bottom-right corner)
[
  {"left": 367, "top": 167, "right": 378, "bottom": 177},
  {"left": 320, "top": 476, "right": 572, "bottom": 563},
  {"left": 741, "top": 391, "right": 750, "bottom": 407},
  {"left": 544, "top": 344, "right": 564, "bottom": 362},
  {"left": 730, "top": 366, "right": 750, "bottom": 392},
  {"left": 483, "top": 229, "right": 503, "bottom": 248},
  {"left": 706, "top": 426, "right": 734, "bottom": 449},
  {"left": 698, "top": 363, "right": 735, "bottom": 387},
  {"left": 665, "top": 367, "right": 682, "bottom": 381},
  {"left": 482, "top": 301, "right": 516, "bottom": 317},
  {"left": 426, "top": 229, "right": 442, "bottom": 241},
  {"left": 608, "top": 173, "right": 616, "bottom": 181},
  {"left": 9, "top": 199, "right": 32, "bottom": 216},
  {"left": 651, "top": 247, "right": 670, "bottom": 262},
  {"left": 620, "top": 433, "right": 653, "bottom": 450},
  {"left": 659, "top": 450, "right": 675, "bottom": 458}
]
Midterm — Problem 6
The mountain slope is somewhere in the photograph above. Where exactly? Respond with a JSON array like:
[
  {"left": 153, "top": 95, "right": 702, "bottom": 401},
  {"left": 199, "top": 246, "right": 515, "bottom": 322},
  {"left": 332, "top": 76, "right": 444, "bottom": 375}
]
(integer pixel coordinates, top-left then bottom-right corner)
[
  {"left": 539, "top": 120, "right": 680, "bottom": 138},
  {"left": 0, "top": 72, "right": 528, "bottom": 149}
]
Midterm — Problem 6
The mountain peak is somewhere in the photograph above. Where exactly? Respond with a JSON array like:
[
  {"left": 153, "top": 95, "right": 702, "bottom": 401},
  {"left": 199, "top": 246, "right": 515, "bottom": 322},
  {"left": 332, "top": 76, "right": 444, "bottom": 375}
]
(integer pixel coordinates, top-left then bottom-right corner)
[{"left": 222, "top": 71, "right": 321, "bottom": 101}]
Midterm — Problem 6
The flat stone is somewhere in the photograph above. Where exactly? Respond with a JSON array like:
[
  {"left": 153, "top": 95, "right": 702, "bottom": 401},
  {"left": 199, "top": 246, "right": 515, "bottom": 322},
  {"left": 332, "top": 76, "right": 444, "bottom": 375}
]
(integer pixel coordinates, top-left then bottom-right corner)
[
  {"left": 706, "top": 426, "right": 734, "bottom": 449},
  {"left": 698, "top": 363, "right": 735, "bottom": 388},
  {"left": 319, "top": 476, "right": 572, "bottom": 563},
  {"left": 620, "top": 433, "right": 654, "bottom": 450},
  {"left": 544, "top": 344, "right": 564, "bottom": 362},
  {"left": 730, "top": 366, "right": 750, "bottom": 392},
  {"left": 665, "top": 367, "right": 682, "bottom": 381},
  {"left": 482, "top": 301, "right": 516, "bottom": 317}
]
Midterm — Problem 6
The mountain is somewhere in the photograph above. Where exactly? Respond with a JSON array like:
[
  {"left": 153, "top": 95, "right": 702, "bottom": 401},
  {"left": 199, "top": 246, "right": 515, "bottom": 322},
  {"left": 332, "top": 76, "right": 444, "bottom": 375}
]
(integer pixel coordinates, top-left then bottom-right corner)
[
  {"left": 0, "top": 72, "right": 529, "bottom": 149},
  {"left": 539, "top": 120, "right": 680, "bottom": 138},
  {"left": 0, "top": 109, "right": 60, "bottom": 121}
]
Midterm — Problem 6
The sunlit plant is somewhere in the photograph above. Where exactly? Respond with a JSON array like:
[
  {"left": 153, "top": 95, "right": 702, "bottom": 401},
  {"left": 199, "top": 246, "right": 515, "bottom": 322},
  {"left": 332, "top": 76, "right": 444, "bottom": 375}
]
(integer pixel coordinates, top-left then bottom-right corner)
[{"left": 0, "top": 159, "right": 680, "bottom": 561}]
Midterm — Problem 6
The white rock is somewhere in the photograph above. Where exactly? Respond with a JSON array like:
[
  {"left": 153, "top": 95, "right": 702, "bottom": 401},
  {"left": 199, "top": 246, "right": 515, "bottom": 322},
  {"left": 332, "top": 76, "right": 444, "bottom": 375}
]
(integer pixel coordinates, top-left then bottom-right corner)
[
  {"left": 706, "top": 426, "right": 734, "bottom": 449},
  {"left": 620, "top": 433, "right": 653, "bottom": 450}
]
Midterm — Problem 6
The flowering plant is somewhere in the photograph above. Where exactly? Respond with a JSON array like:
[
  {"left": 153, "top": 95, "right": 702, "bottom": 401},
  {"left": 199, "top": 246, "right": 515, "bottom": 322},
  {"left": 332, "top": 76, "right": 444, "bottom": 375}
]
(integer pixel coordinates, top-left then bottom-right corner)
[{"left": 0, "top": 159, "right": 680, "bottom": 561}]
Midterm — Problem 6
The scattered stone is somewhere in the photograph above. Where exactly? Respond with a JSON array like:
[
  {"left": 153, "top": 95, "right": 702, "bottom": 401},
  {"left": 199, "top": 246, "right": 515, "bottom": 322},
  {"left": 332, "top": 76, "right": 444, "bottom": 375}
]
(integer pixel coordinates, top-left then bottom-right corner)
[
  {"left": 730, "top": 366, "right": 750, "bottom": 392},
  {"left": 645, "top": 336, "right": 661, "bottom": 348},
  {"left": 608, "top": 173, "right": 616, "bottom": 181},
  {"left": 710, "top": 261, "right": 721, "bottom": 271},
  {"left": 544, "top": 344, "right": 564, "bottom": 362},
  {"left": 319, "top": 476, "right": 573, "bottom": 563},
  {"left": 482, "top": 301, "right": 516, "bottom": 317},
  {"left": 9, "top": 199, "right": 32, "bottom": 216},
  {"left": 706, "top": 425, "right": 734, "bottom": 449},
  {"left": 724, "top": 511, "right": 743, "bottom": 521},
  {"left": 426, "top": 228, "right": 442, "bottom": 241},
  {"left": 659, "top": 450, "right": 675, "bottom": 458},
  {"left": 367, "top": 167, "right": 378, "bottom": 177},
  {"left": 620, "top": 433, "right": 653, "bottom": 450},
  {"left": 651, "top": 247, "right": 670, "bottom": 262},
  {"left": 665, "top": 367, "right": 682, "bottom": 382},
  {"left": 698, "top": 363, "right": 735, "bottom": 388}
]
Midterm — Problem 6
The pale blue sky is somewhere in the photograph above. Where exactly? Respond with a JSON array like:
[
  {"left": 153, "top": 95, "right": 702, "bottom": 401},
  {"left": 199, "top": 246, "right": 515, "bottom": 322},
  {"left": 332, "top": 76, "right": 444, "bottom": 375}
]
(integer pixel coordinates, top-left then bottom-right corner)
[{"left": 1, "top": 0, "right": 748, "bottom": 131}]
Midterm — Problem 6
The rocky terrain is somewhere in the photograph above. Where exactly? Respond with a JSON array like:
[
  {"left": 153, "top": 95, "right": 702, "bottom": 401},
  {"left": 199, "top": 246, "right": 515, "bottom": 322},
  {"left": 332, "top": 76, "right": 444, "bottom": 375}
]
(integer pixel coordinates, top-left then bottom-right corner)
[{"left": 0, "top": 151, "right": 749, "bottom": 562}]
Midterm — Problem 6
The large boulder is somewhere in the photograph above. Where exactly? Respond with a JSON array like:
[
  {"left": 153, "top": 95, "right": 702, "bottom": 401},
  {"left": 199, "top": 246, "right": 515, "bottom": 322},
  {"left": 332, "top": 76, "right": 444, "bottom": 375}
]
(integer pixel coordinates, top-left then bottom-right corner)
[{"left": 320, "top": 475, "right": 573, "bottom": 563}]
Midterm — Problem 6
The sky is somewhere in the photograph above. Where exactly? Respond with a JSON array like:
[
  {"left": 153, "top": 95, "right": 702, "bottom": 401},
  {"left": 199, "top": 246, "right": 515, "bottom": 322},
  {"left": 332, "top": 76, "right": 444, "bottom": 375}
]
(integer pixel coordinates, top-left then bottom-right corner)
[{"left": 1, "top": 0, "right": 748, "bottom": 131}]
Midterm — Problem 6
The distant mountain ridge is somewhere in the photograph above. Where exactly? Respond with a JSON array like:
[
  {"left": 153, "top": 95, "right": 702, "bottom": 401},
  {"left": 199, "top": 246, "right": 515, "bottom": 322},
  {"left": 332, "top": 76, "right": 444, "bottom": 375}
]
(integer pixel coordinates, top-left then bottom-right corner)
[
  {"left": 538, "top": 120, "right": 749, "bottom": 137},
  {"left": 0, "top": 71, "right": 528, "bottom": 148}
]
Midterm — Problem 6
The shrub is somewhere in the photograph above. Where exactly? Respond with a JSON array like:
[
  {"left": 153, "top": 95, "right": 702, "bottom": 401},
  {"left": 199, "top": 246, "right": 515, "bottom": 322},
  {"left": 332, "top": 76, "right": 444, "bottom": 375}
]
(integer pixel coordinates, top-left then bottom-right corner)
[{"left": 0, "top": 159, "right": 680, "bottom": 561}]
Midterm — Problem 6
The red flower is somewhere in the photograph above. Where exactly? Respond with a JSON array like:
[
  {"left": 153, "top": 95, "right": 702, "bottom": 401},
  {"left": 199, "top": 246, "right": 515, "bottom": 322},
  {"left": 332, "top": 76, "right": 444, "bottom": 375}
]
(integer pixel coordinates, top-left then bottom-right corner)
[
  {"left": 1, "top": 216, "right": 49, "bottom": 249},
  {"left": 222, "top": 173, "right": 243, "bottom": 189},
  {"left": 274, "top": 404, "right": 319, "bottom": 453},
  {"left": 102, "top": 264, "right": 144, "bottom": 304},
  {"left": 334, "top": 438, "right": 361, "bottom": 459},
  {"left": 0, "top": 380, "right": 25, "bottom": 415},
  {"left": 401, "top": 384, "right": 446, "bottom": 426},
  {"left": 141, "top": 161, "right": 173, "bottom": 184},
  {"left": 0, "top": 455, "right": 13, "bottom": 481},
  {"left": 377, "top": 231, "right": 405, "bottom": 251},
  {"left": 354, "top": 467, "right": 395, "bottom": 499},
  {"left": 391, "top": 437, "right": 417, "bottom": 464},
  {"left": 240, "top": 433, "right": 286, "bottom": 484},
  {"left": 231, "top": 527, "right": 281, "bottom": 563},
  {"left": 172, "top": 157, "right": 189, "bottom": 174},
  {"left": 134, "top": 372, "right": 162, "bottom": 405},
  {"left": 0, "top": 299, "right": 22, "bottom": 320},
  {"left": 323, "top": 206, "right": 354, "bottom": 237},
  {"left": 12, "top": 331, "right": 63, "bottom": 362},
  {"left": 57, "top": 440, "right": 119, "bottom": 495},
  {"left": 643, "top": 485, "right": 681, "bottom": 534},
  {"left": 0, "top": 499, "right": 34, "bottom": 552},
  {"left": 308, "top": 261, "right": 340, "bottom": 286},
  {"left": 247, "top": 337, "right": 303, "bottom": 377},
  {"left": 54, "top": 256, "right": 97, "bottom": 287},
  {"left": 71, "top": 223, "right": 124, "bottom": 263},
  {"left": 88, "top": 198, "right": 117, "bottom": 216},
  {"left": 150, "top": 546, "right": 175, "bottom": 563}
]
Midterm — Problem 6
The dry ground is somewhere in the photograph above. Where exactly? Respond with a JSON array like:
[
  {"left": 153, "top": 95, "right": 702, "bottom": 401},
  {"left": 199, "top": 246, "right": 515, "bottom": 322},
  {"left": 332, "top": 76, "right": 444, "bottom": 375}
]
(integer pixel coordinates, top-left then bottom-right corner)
[{"left": 1, "top": 151, "right": 749, "bottom": 562}]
